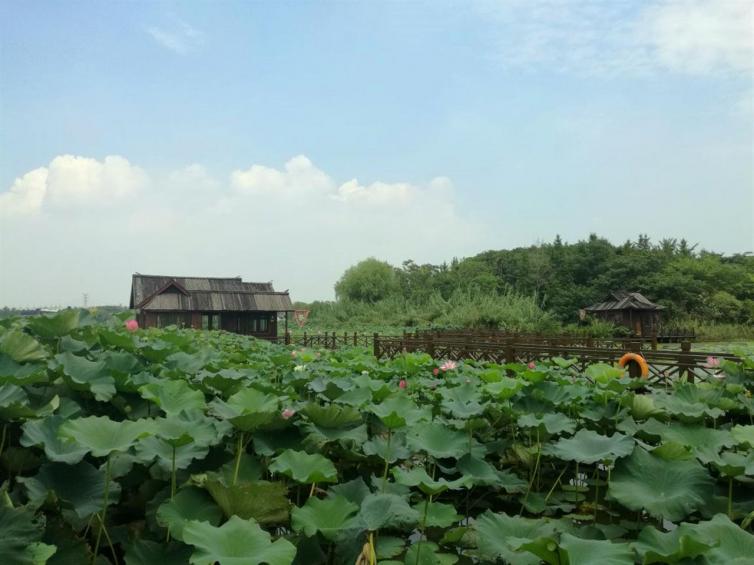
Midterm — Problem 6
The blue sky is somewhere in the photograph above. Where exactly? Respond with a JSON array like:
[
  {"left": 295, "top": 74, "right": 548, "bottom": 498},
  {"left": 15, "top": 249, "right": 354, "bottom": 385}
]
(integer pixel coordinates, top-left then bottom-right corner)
[{"left": 1, "top": 1, "right": 752, "bottom": 307}]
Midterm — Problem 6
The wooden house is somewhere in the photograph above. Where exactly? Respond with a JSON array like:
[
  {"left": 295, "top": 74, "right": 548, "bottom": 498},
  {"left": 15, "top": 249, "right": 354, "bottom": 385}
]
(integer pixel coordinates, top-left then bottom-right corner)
[
  {"left": 584, "top": 291, "right": 664, "bottom": 337},
  {"left": 129, "top": 274, "right": 293, "bottom": 338}
]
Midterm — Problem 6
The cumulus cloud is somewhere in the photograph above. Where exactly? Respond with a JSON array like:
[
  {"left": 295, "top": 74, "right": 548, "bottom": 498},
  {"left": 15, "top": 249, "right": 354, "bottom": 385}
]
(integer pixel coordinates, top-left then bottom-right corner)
[
  {"left": 478, "top": 0, "right": 754, "bottom": 76},
  {"left": 1, "top": 155, "right": 481, "bottom": 306},
  {"left": 147, "top": 19, "right": 205, "bottom": 54},
  {"left": 0, "top": 155, "right": 147, "bottom": 217}
]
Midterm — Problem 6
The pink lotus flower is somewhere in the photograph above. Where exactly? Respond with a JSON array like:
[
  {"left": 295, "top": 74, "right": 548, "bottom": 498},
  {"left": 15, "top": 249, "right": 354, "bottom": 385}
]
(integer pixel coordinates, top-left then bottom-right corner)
[
  {"left": 125, "top": 319, "right": 139, "bottom": 332},
  {"left": 281, "top": 408, "right": 296, "bottom": 420},
  {"left": 440, "top": 360, "right": 457, "bottom": 372},
  {"left": 705, "top": 356, "right": 721, "bottom": 368},
  {"left": 527, "top": 361, "right": 536, "bottom": 370},
  {"left": 432, "top": 368, "right": 439, "bottom": 376},
  {"left": 398, "top": 379, "right": 407, "bottom": 389}
]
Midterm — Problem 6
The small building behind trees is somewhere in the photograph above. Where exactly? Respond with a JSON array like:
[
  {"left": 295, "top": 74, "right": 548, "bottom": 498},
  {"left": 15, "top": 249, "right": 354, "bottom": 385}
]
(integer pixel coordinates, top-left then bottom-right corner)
[
  {"left": 583, "top": 291, "right": 664, "bottom": 337},
  {"left": 129, "top": 274, "right": 293, "bottom": 338}
]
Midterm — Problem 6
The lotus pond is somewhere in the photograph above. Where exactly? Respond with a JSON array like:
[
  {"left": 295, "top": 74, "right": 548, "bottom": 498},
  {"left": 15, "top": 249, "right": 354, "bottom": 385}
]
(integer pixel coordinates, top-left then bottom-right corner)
[{"left": 2, "top": 310, "right": 754, "bottom": 564}]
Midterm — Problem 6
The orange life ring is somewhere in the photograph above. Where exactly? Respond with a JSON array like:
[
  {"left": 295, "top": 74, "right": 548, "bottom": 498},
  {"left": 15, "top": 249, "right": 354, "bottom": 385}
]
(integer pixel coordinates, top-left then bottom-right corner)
[{"left": 618, "top": 352, "right": 649, "bottom": 378}]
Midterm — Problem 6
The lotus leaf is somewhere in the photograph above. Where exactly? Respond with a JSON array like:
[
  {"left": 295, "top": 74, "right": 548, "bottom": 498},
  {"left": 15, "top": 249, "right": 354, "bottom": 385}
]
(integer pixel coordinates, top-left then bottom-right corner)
[
  {"left": 545, "top": 429, "right": 635, "bottom": 464},
  {"left": 291, "top": 495, "right": 359, "bottom": 540},
  {"left": 59, "top": 416, "right": 155, "bottom": 457},
  {"left": 268, "top": 449, "right": 337, "bottom": 484},
  {"left": 182, "top": 515, "right": 297, "bottom": 565},
  {"left": 156, "top": 487, "right": 224, "bottom": 541},
  {"left": 608, "top": 447, "right": 714, "bottom": 521}
]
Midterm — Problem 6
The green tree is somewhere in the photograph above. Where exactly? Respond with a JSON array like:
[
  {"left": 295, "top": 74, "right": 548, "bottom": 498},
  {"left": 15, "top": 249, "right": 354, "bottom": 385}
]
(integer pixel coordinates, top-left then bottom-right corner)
[{"left": 334, "top": 258, "right": 399, "bottom": 303}]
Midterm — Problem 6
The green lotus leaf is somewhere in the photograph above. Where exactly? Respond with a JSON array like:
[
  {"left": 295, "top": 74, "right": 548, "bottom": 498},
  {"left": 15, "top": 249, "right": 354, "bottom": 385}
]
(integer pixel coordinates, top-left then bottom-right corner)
[
  {"left": 0, "top": 330, "right": 47, "bottom": 363},
  {"left": 392, "top": 467, "right": 469, "bottom": 495},
  {"left": 651, "top": 386, "right": 724, "bottom": 420},
  {"left": 608, "top": 447, "right": 714, "bottom": 521},
  {"left": 124, "top": 540, "right": 193, "bottom": 565},
  {"left": 328, "top": 477, "right": 371, "bottom": 506},
  {"left": 585, "top": 363, "right": 625, "bottom": 384},
  {"left": 693, "top": 513, "right": 754, "bottom": 564},
  {"left": 375, "top": 536, "right": 405, "bottom": 559},
  {"left": 440, "top": 383, "right": 485, "bottom": 418},
  {"left": 632, "top": 394, "right": 660, "bottom": 420},
  {"left": 404, "top": 541, "right": 458, "bottom": 565},
  {"left": 156, "top": 487, "right": 224, "bottom": 541},
  {"left": 633, "top": 523, "right": 715, "bottom": 564},
  {"left": 411, "top": 501, "right": 461, "bottom": 528},
  {"left": 651, "top": 441, "right": 694, "bottom": 461},
  {"left": 406, "top": 422, "right": 472, "bottom": 459},
  {"left": 157, "top": 411, "right": 231, "bottom": 448},
  {"left": 0, "top": 505, "right": 57, "bottom": 565},
  {"left": 709, "top": 451, "right": 751, "bottom": 477},
  {"left": 19, "top": 461, "right": 122, "bottom": 520},
  {"left": 291, "top": 495, "right": 359, "bottom": 540},
  {"left": 139, "top": 380, "right": 206, "bottom": 415},
  {"left": 0, "top": 354, "right": 47, "bottom": 386},
  {"left": 483, "top": 376, "right": 524, "bottom": 399},
  {"left": 134, "top": 436, "right": 209, "bottom": 471},
  {"left": 204, "top": 479, "right": 289, "bottom": 525},
  {"left": 456, "top": 454, "right": 527, "bottom": 492},
  {"left": 370, "top": 395, "right": 427, "bottom": 429},
  {"left": 98, "top": 328, "right": 137, "bottom": 352},
  {"left": 54, "top": 351, "right": 115, "bottom": 402},
  {"left": 640, "top": 419, "right": 735, "bottom": 464},
  {"left": 333, "top": 386, "right": 372, "bottom": 407},
  {"left": 731, "top": 425, "right": 754, "bottom": 447},
  {"left": 0, "top": 385, "right": 59, "bottom": 421},
  {"left": 27, "top": 310, "right": 79, "bottom": 339},
  {"left": 557, "top": 533, "right": 633, "bottom": 565},
  {"left": 517, "top": 413, "right": 576, "bottom": 436},
  {"left": 21, "top": 416, "right": 91, "bottom": 464},
  {"left": 474, "top": 511, "right": 559, "bottom": 565},
  {"left": 209, "top": 388, "right": 280, "bottom": 432},
  {"left": 268, "top": 449, "right": 337, "bottom": 484},
  {"left": 301, "top": 422, "right": 368, "bottom": 449},
  {"left": 355, "top": 493, "right": 420, "bottom": 531},
  {"left": 301, "top": 403, "right": 362, "bottom": 428},
  {"left": 545, "top": 429, "right": 634, "bottom": 464},
  {"left": 362, "top": 432, "right": 410, "bottom": 463},
  {"left": 182, "top": 515, "right": 297, "bottom": 565},
  {"left": 59, "top": 416, "right": 155, "bottom": 457}
]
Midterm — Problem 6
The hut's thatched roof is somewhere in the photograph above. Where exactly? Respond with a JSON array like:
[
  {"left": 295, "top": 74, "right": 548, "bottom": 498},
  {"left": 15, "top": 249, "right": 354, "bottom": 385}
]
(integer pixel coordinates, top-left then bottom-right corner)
[
  {"left": 585, "top": 291, "right": 664, "bottom": 312},
  {"left": 130, "top": 274, "right": 293, "bottom": 312}
]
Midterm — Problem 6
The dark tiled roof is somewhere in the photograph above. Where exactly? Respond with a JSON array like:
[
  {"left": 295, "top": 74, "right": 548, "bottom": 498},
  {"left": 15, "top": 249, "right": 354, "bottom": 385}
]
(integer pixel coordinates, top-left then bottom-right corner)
[
  {"left": 130, "top": 274, "right": 293, "bottom": 312},
  {"left": 585, "top": 291, "right": 664, "bottom": 312}
]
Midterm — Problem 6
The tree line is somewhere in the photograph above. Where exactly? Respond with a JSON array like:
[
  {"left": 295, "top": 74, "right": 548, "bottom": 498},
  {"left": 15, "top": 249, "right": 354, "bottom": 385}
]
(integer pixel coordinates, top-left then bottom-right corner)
[{"left": 334, "top": 234, "right": 754, "bottom": 326}]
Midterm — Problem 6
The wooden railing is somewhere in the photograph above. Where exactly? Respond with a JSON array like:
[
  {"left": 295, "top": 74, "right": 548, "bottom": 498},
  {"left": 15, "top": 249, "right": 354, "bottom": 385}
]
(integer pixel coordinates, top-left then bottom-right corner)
[{"left": 373, "top": 335, "right": 739, "bottom": 384}]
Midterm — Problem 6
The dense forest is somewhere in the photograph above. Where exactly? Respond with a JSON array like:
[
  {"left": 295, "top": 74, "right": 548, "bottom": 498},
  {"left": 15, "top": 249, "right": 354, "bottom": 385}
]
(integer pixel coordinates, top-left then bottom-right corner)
[{"left": 309, "top": 234, "right": 753, "bottom": 335}]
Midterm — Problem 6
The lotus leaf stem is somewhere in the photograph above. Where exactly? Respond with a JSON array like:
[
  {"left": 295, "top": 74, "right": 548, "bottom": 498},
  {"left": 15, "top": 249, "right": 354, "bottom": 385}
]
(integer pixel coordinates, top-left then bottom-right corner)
[
  {"left": 232, "top": 432, "right": 245, "bottom": 486},
  {"left": 92, "top": 456, "right": 112, "bottom": 564}
]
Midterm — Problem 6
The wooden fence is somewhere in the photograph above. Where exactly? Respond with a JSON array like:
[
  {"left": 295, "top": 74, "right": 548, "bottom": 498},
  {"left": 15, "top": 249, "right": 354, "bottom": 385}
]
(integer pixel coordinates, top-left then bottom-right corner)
[{"left": 373, "top": 335, "right": 739, "bottom": 384}]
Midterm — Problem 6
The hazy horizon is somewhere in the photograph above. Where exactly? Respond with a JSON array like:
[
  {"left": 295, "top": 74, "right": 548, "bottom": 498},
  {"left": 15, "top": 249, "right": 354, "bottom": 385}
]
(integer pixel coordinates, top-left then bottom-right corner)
[{"left": 2, "top": 1, "right": 752, "bottom": 308}]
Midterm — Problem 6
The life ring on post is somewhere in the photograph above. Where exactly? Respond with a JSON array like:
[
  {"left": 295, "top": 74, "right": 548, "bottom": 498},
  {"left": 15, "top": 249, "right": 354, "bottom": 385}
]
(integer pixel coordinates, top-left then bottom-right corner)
[{"left": 618, "top": 352, "right": 649, "bottom": 378}]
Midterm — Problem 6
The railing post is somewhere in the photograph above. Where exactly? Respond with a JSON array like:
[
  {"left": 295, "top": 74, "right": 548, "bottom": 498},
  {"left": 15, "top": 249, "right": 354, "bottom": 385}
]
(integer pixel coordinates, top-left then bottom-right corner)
[
  {"left": 651, "top": 332, "right": 658, "bottom": 351},
  {"left": 284, "top": 331, "right": 291, "bottom": 345},
  {"left": 627, "top": 341, "right": 642, "bottom": 378},
  {"left": 373, "top": 333, "right": 380, "bottom": 358},
  {"left": 680, "top": 341, "right": 693, "bottom": 383},
  {"left": 427, "top": 334, "right": 435, "bottom": 359},
  {"left": 504, "top": 337, "right": 515, "bottom": 376}
]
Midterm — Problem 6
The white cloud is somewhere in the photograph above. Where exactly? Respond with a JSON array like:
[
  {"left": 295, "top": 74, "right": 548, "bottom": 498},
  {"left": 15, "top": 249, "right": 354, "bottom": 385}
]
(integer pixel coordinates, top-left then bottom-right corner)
[
  {"left": 147, "top": 19, "right": 205, "bottom": 54},
  {"left": 1, "top": 155, "right": 481, "bottom": 305},
  {"left": 0, "top": 167, "right": 48, "bottom": 217},
  {"left": 642, "top": 0, "right": 754, "bottom": 74},
  {"left": 477, "top": 0, "right": 754, "bottom": 76},
  {"left": 0, "top": 155, "right": 147, "bottom": 218}
]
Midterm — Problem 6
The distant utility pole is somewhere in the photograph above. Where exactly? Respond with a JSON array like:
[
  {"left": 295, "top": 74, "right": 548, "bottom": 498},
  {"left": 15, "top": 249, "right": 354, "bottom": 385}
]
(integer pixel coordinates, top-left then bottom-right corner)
[{"left": 83, "top": 293, "right": 88, "bottom": 308}]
